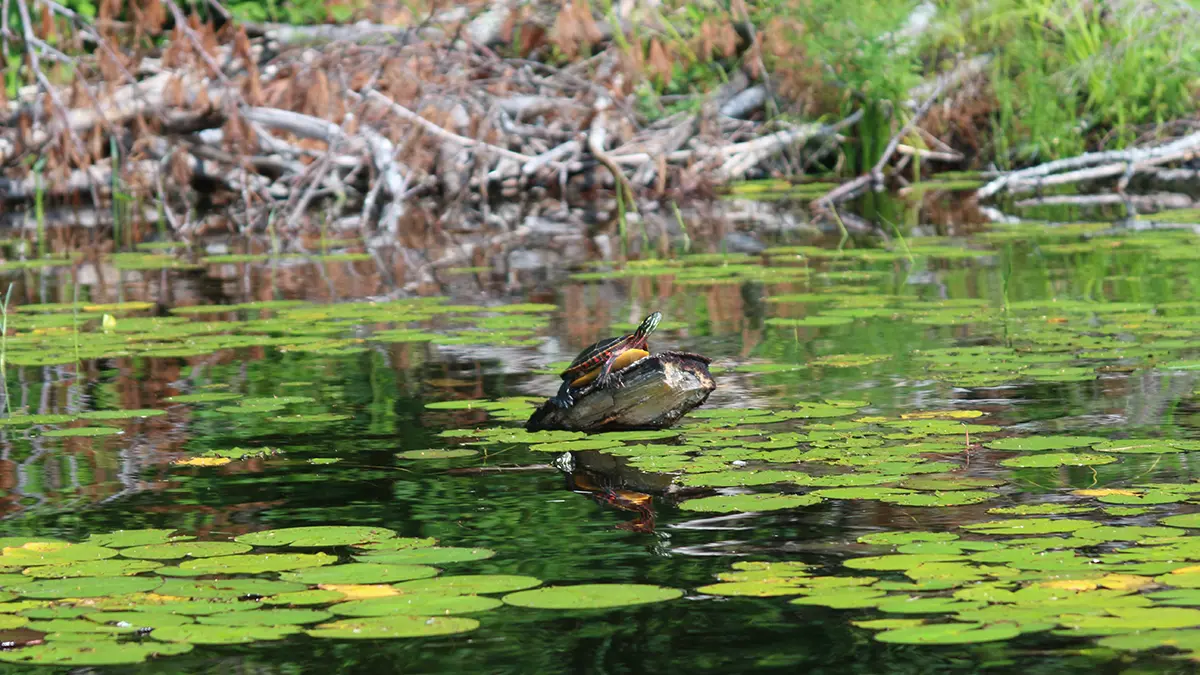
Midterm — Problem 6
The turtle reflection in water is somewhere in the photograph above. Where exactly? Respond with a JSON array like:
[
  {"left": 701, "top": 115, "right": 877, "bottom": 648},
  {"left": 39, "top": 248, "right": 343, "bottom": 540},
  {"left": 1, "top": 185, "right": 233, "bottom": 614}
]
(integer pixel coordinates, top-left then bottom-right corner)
[
  {"left": 549, "top": 312, "right": 661, "bottom": 409},
  {"left": 570, "top": 472, "right": 656, "bottom": 533}
]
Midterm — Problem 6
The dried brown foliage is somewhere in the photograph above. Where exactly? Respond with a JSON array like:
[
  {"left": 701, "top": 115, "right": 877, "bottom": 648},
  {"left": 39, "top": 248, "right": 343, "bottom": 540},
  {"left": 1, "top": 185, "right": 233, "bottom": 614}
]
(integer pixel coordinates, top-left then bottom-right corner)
[
  {"left": 552, "top": 1, "right": 602, "bottom": 58},
  {"left": 647, "top": 39, "right": 673, "bottom": 86}
]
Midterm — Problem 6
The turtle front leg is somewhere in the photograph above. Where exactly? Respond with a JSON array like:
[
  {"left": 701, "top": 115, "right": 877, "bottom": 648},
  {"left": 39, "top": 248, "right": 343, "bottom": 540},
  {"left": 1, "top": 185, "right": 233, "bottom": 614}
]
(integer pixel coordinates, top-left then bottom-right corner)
[
  {"left": 549, "top": 379, "right": 576, "bottom": 409},
  {"left": 593, "top": 352, "right": 625, "bottom": 390}
]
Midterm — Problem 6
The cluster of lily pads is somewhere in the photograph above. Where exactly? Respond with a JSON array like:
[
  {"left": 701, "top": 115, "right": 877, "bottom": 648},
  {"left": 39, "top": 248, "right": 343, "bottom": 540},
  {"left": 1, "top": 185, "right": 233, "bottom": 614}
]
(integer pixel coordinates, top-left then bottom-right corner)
[
  {"left": 0, "top": 525, "right": 682, "bottom": 666},
  {"left": 697, "top": 509, "right": 1200, "bottom": 660},
  {"left": 0, "top": 297, "right": 561, "bottom": 370}
]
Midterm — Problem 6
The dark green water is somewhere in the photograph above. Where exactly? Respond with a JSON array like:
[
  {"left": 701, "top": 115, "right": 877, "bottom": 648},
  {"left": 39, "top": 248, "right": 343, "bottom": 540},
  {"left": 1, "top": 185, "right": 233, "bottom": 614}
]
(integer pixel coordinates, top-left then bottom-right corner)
[{"left": 2, "top": 219, "right": 1200, "bottom": 672}]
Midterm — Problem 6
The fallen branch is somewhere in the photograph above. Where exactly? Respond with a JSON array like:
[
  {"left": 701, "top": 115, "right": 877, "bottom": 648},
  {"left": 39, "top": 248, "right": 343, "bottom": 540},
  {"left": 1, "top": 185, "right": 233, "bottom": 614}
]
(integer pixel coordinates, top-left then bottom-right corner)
[
  {"left": 978, "top": 131, "right": 1200, "bottom": 199},
  {"left": 814, "top": 70, "right": 957, "bottom": 210}
]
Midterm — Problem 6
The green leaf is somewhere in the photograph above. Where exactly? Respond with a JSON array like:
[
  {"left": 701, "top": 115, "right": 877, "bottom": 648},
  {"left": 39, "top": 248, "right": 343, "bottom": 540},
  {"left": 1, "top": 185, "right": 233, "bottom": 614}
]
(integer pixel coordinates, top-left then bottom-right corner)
[
  {"left": 197, "top": 608, "right": 333, "bottom": 626},
  {"left": 874, "top": 622, "right": 1021, "bottom": 644},
  {"left": 331, "top": 594, "right": 502, "bottom": 617},
  {"left": 307, "top": 615, "right": 480, "bottom": 639},
  {"left": 0, "top": 642, "right": 192, "bottom": 665},
  {"left": 11, "top": 577, "right": 163, "bottom": 598},
  {"left": 279, "top": 563, "right": 438, "bottom": 585},
  {"left": 678, "top": 493, "right": 822, "bottom": 513},
  {"left": 501, "top": 584, "right": 683, "bottom": 610},
  {"left": 118, "top": 542, "right": 252, "bottom": 559},
  {"left": 392, "top": 575, "right": 542, "bottom": 595},
  {"left": 151, "top": 624, "right": 300, "bottom": 644},
  {"left": 235, "top": 526, "right": 395, "bottom": 547},
  {"left": 354, "top": 547, "right": 495, "bottom": 565},
  {"left": 172, "top": 553, "right": 337, "bottom": 575}
]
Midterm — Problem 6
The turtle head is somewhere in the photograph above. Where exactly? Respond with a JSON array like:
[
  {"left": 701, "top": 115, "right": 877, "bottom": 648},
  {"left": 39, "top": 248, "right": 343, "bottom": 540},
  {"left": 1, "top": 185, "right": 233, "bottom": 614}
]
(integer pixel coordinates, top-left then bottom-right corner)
[{"left": 634, "top": 312, "right": 662, "bottom": 340}]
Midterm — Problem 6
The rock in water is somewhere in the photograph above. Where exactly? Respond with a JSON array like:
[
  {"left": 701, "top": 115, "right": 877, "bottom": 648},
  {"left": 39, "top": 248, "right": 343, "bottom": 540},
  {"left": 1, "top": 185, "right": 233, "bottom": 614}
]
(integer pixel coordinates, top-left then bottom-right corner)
[{"left": 526, "top": 351, "right": 716, "bottom": 432}]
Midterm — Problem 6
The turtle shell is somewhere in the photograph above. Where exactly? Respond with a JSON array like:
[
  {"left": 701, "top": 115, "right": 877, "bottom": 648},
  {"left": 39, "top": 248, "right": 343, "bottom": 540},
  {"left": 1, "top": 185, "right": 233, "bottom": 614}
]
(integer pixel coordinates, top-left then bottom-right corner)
[{"left": 560, "top": 335, "right": 628, "bottom": 380}]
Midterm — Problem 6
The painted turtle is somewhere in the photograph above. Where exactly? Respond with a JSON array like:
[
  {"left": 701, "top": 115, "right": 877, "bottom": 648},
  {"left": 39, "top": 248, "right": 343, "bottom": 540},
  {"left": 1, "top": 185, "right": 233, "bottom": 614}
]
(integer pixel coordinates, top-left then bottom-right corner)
[{"left": 549, "top": 312, "right": 662, "bottom": 409}]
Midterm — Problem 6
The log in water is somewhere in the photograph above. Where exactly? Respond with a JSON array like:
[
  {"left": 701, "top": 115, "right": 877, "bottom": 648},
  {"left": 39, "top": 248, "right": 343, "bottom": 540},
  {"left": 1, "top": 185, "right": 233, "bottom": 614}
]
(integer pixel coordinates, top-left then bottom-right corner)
[{"left": 525, "top": 351, "right": 716, "bottom": 432}]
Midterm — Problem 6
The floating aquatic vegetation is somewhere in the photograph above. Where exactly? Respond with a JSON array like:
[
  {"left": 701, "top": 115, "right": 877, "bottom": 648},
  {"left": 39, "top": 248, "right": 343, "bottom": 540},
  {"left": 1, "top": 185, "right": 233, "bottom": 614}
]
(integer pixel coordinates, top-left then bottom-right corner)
[{"left": 502, "top": 584, "right": 683, "bottom": 610}]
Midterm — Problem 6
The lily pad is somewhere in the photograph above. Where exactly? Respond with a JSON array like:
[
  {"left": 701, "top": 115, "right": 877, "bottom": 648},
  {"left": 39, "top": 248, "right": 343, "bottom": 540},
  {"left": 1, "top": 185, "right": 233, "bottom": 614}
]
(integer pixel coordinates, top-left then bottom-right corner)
[
  {"left": 502, "top": 584, "right": 683, "bottom": 610},
  {"left": 306, "top": 615, "right": 479, "bottom": 639},
  {"left": 985, "top": 436, "right": 1107, "bottom": 451},
  {"left": 0, "top": 641, "right": 192, "bottom": 665},
  {"left": 235, "top": 526, "right": 396, "bottom": 548},
  {"left": 119, "top": 542, "right": 252, "bottom": 559},
  {"left": 173, "top": 553, "right": 337, "bottom": 575},
  {"left": 355, "top": 547, "right": 495, "bottom": 565},
  {"left": 151, "top": 623, "right": 299, "bottom": 644},
  {"left": 999, "top": 453, "right": 1117, "bottom": 468},
  {"left": 678, "top": 493, "right": 822, "bottom": 513},
  {"left": 197, "top": 608, "right": 333, "bottom": 626},
  {"left": 279, "top": 563, "right": 438, "bottom": 585},
  {"left": 392, "top": 575, "right": 542, "bottom": 595},
  {"left": 87, "top": 530, "right": 187, "bottom": 548},
  {"left": 331, "top": 594, "right": 502, "bottom": 617},
  {"left": 40, "top": 427, "right": 122, "bottom": 438},
  {"left": 396, "top": 449, "right": 478, "bottom": 460},
  {"left": 22, "top": 559, "right": 162, "bottom": 578},
  {"left": 11, "top": 576, "right": 162, "bottom": 598},
  {"left": 874, "top": 622, "right": 1021, "bottom": 644}
]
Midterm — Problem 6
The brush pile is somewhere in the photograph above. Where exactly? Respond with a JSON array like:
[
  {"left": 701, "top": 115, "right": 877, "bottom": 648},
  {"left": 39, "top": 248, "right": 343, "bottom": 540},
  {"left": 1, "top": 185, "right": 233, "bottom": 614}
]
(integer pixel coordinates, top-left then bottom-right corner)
[{"left": 1, "top": 0, "right": 868, "bottom": 235}]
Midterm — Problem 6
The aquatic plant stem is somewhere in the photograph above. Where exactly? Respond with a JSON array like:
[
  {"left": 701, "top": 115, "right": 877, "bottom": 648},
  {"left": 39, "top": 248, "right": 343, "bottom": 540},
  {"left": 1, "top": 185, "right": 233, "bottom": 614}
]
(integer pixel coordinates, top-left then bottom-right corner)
[
  {"left": 830, "top": 206, "right": 850, "bottom": 253},
  {"left": 0, "top": 282, "right": 11, "bottom": 416},
  {"left": 670, "top": 202, "right": 691, "bottom": 254}
]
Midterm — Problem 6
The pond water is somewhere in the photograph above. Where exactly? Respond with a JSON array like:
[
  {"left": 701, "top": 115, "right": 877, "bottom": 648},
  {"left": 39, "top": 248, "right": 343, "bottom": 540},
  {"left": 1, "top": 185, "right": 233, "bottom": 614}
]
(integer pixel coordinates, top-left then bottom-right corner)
[{"left": 0, "top": 211, "right": 1199, "bottom": 672}]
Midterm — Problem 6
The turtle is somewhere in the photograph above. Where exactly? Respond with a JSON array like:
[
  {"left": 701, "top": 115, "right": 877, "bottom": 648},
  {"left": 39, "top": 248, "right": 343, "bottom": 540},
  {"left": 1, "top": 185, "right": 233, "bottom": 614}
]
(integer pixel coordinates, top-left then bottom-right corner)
[{"left": 549, "top": 312, "right": 662, "bottom": 409}]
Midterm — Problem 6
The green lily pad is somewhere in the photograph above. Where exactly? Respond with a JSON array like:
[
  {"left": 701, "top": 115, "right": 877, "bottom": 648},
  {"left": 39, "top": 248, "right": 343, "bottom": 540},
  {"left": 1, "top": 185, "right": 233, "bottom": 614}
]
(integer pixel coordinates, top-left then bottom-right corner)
[
  {"left": 845, "top": 555, "right": 963, "bottom": 571},
  {"left": 78, "top": 409, "right": 166, "bottom": 420},
  {"left": 396, "top": 449, "right": 479, "bottom": 460},
  {"left": 173, "top": 553, "right": 337, "bottom": 575},
  {"left": 858, "top": 532, "right": 959, "bottom": 545},
  {"left": 502, "top": 584, "right": 683, "bottom": 610},
  {"left": 306, "top": 615, "right": 479, "bottom": 639},
  {"left": 85, "top": 612, "right": 196, "bottom": 629},
  {"left": 331, "top": 594, "right": 503, "bottom": 617},
  {"left": 392, "top": 575, "right": 542, "bottom": 595},
  {"left": 235, "top": 526, "right": 396, "bottom": 547},
  {"left": 119, "top": 542, "right": 252, "bottom": 559},
  {"left": 879, "top": 491, "right": 997, "bottom": 507},
  {"left": 789, "top": 588, "right": 888, "bottom": 609},
  {"left": 355, "top": 547, "right": 495, "bottom": 565},
  {"left": 269, "top": 414, "right": 351, "bottom": 424},
  {"left": 263, "top": 589, "right": 347, "bottom": 606},
  {"left": 156, "top": 579, "right": 307, "bottom": 599},
  {"left": 1, "top": 543, "right": 118, "bottom": 565},
  {"left": 1161, "top": 513, "right": 1200, "bottom": 529},
  {"left": 0, "top": 641, "right": 192, "bottom": 665},
  {"left": 279, "top": 563, "right": 438, "bottom": 585},
  {"left": 40, "top": 427, "right": 123, "bottom": 438},
  {"left": 1092, "top": 439, "right": 1181, "bottom": 454},
  {"left": 985, "top": 436, "right": 1107, "bottom": 451},
  {"left": 874, "top": 622, "right": 1021, "bottom": 644},
  {"left": 987, "top": 504, "right": 1095, "bottom": 516},
  {"left": 999, "top": 453, "right": 1117, "bottom": 468},
  {"left": 22, "top": 559, "right": 162, "bottom": 578},
  {"left": 1097, "top": 629, "right": 1200, "bottom": 651},
  {"left": 11, "top": 576, "right": 162, "bottom": 598},
  {"left": 678, "top": 493, "right": 822, "bottom": 513},
  {"left": 151, "top": 623, "right": 299, "bottom": 644},
  {"left": 962, "top": 518, "right": 1100, "bottom": 535},
  {"left": 899, "top": 476, "right": 1005, "bottom": 491},
  {"left": 165, "top": 393, "right": 243, "bottom": 404},
  {"left": 1075, "top": 525, "right": 1185, "bottom": 542},
  {"left": 87, "top": 530, "right": 187, "bottom": 548},
  {"left": 1096, "top": 491, "right": 1185, "bottom": 505},
  {"left": 197, "top": 608, "right": 333, "bottom": 626}
]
